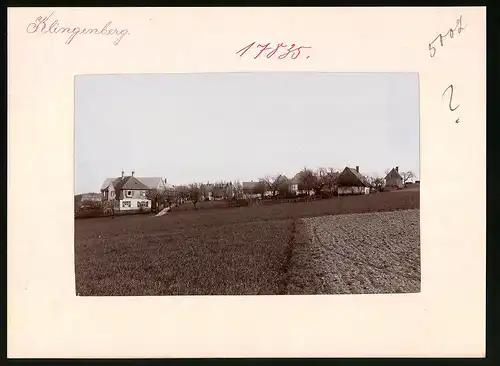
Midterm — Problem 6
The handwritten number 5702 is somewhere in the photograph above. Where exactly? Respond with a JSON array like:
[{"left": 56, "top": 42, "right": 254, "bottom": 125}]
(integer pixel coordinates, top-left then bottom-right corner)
[
  {"left": 442, "top": 85, "right": 460, "bottom": 123},
  {"left": 429, "top": 15, "right": 466, "bottom": 58}
]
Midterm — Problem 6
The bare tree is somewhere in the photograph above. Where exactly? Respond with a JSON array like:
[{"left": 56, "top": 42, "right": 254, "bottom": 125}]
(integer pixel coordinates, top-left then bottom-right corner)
[
  {"left": 242, "top": 185, "right": 253, "bottom": 198},
  {"left": 176, "top": 185, "right": 191, "bottom": 205},
  {"left": 188, "top": 183, "right": 202, "bottom": 209},
  {"left": 369, "top": 174, "right": 385, "bottom": 191},
  {"left": 277, "top": 177, "right": 290, "bottom": 197},
  {"left": 199, "top": 183, "right": 211, "bottom": 201},
  {"left": 322, "top": 167, "right": 339, "bottom": 196},
  {"left": 162, "top": 188, "right": 179, "bottom": 206},
  {"left": 225, "top": 181, "right": 233, "bottom": 200},
  {"left": 401, "top": 171, "right": 415, "bottom": 185},
  {"left": 261, "top": 175, "right": 284, "bottom": 199},
  {"left": 297, "top": 169, "right": 313, "bottom": 193},
  {"left": 252, "top": 181, "right": 267, "bottom": 199},
  {"left": 146, "top": 189, "right": 168, "bottom": 212},
  {"left": 298, "top": 168, "right": 325, "bottom": 196},
  {"left": 232, "top": 181, "right": 244, "bottom": 199},
  {"left": 313, "top": 168, "right": 329, "bottom": 195},
  {"left": 161, "top": 189, "right": 178, "bottom": 204}
]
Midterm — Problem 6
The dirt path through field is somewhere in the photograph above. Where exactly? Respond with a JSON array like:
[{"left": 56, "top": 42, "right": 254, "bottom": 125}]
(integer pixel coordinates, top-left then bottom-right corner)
[{"left": 75, "top": 192, "right": 420, "bottom": 296}]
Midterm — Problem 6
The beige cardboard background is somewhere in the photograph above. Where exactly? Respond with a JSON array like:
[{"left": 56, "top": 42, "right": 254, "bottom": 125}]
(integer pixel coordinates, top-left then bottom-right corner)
[{"left": 7, "top": 7, "right": 486, "bottom": 358}]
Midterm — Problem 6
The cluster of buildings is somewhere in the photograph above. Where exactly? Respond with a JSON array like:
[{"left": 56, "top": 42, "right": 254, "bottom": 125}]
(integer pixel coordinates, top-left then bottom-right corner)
[
  {"left": 78, "top": 165, "right": 413, "bottom": 213},
  {"left": 94, "top": 172, "right": 237, "bottom": 213},
  {"left": 241, "top": 165, "right": 408, "bottom": 198}
]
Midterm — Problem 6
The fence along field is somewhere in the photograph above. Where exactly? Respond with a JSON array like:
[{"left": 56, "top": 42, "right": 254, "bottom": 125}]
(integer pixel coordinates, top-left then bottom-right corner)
[{"left": 75, "top": 188, "right": 420, "bottom": 296}]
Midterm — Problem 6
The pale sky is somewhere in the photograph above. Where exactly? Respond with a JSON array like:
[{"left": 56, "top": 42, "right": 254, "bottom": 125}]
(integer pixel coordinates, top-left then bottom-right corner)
[{"left": 75, "top": 72, "right": 420, "bottom": 194}]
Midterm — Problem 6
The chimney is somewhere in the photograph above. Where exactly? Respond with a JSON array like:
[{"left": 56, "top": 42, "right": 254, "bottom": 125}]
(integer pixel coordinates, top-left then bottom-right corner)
[
  {"left": 164, "top": 178, "right": 167, "bottom": 183},
  {"left": 121, "top": 171, "right": 124, "bottom": 179},
  {"left": 356, "top": 166, "right": 359, "bottom": 172},
  {"left": 396, "top": 166, "right": 399, "bottom": 172},
  {"left": 131, "top": 171, "right": 135, "bottom": 177}
]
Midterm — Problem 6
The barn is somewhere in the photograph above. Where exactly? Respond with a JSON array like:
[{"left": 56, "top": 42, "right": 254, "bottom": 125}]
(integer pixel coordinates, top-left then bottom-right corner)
[
  {"left": 336, "top": 166, "right": 371, "bottom": 196},
  {"left": 384, "top": 166, "right": 404, "bottom": 189}
]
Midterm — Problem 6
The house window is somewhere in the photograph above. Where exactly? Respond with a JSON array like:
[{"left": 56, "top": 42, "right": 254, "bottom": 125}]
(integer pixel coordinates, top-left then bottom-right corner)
[
  {"left": 126, "top": 190, "right": 132, "bottom": 197},
  {"left": 122, "top": 201, "right": 131, "bottom": 208}
]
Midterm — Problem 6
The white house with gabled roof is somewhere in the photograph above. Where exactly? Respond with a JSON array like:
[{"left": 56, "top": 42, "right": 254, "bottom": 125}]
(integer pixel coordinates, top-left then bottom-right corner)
[{"left": 100, "top": 171, "right": 169, "bottom": 211}]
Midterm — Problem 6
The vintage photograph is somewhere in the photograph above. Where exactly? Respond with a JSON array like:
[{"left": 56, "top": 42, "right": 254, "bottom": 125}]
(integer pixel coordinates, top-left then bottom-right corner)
[{"left": 75, "top": 72, "right": 420, "bottom": 296}]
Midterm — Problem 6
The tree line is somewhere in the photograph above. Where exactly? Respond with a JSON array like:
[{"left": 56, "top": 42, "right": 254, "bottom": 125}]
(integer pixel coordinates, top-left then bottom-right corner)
[{"left": 160, "top": 167, "right": 416, "bottom": 209}]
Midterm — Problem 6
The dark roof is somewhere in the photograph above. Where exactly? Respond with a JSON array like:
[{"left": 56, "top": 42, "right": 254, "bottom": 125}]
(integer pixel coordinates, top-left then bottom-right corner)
[
  {"left": 290, "top": 173, "right": 300, "bottom": 184},
  {"left": 100, "top": 177, "right": 124, "bottom": 191},
  {"left": 139, "top": 177, "right": 165, "bottom": 189},
  {"left": 336, "top": 167, "right": 370, "bottom": 187},
  {"left": 113, "top": 176, "right": 150, "bottom": 191},
  {"left": 212, "top": 186, "right": 227, "bottom": 196},
  {"left": 277, "top": 175, "right": 289, "bottom": 184},
  {"left": 101, "top": 176, "right": 165, "bottom": 190},
  {"left": 329, "top": 171, "right": 341, "bottom": 181},
  {"left": 242, "top": 181, "right": 258, "bottom": 190},
  {"left": 385, "top": 168, "right": 402, "bottom": 180},
  {"left": 291, "top": 171, "right": 309, "bottom": 184}
]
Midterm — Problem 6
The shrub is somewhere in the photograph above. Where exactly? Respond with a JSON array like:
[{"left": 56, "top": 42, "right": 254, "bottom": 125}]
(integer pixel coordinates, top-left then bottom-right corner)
[
  {"left": 229, "top": 199, "right": 250, "bottom": 207},
  {"left": 321, "top": 192, "right": 330, "bottom": 199}
]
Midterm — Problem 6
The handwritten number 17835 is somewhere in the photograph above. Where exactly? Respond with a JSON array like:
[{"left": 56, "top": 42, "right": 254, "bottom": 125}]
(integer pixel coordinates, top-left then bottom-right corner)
[
  {"left": 442, "top": 85, "right": 460, "bottom": 123},
  {"left": 236, "top": 42, "right": 311, "bottom": 60}
]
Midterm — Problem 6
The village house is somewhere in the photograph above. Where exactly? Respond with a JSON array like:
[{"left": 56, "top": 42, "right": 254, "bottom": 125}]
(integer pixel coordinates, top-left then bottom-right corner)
[
  {"left": 384, "top": 166, "right": 404, "bottom": 189},
  {"left": 100, "top": 171, "right": 168, "bottom": 212},
  {"left": 214, "top": 182, "right": 233, "bottom": 200},
  {"left": 202, "top": 182, "right": 233, "bottom": 201},
  {"left": 336, "top": 166, "right": 371, "bottom": 196},
  {"left": 277, "top": 175, "right": 293, "bottom": 196},
  {"left": 288, "top": 173, "right": 300, "bottom": 195},
  {"left": 241, "top": 181, "right": 263, "bottom": 199},
  {"left": 289, "top": 172, "right": 315, "bottom": 196},
  {"left": 241, "top": 181, "right": 274, "bottom": 198}
]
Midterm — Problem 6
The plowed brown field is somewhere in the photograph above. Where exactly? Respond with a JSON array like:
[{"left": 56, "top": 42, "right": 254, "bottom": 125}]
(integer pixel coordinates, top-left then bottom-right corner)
[{"left": 75, "top": 190, "right": 420, "bottom": 296}]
